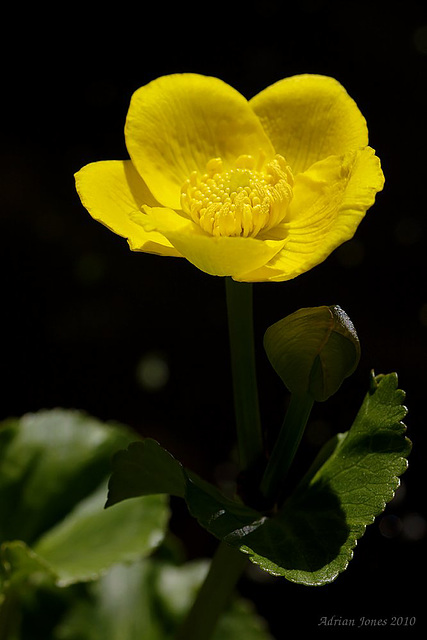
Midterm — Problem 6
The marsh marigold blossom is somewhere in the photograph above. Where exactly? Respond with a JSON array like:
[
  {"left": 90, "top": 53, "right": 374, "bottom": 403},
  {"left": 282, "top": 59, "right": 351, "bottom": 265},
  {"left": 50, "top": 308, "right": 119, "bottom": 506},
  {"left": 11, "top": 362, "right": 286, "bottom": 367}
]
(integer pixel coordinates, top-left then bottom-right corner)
[{"left": 75, "top": 74, "right": 384, "bottom": 281}]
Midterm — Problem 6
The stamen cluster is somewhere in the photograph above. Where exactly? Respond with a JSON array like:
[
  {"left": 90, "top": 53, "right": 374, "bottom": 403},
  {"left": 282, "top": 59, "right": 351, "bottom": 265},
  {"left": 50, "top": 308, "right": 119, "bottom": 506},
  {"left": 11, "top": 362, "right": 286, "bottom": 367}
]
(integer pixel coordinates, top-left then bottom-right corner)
[{"left": 180, "top": 154, "right": 294, "bottom": 237}]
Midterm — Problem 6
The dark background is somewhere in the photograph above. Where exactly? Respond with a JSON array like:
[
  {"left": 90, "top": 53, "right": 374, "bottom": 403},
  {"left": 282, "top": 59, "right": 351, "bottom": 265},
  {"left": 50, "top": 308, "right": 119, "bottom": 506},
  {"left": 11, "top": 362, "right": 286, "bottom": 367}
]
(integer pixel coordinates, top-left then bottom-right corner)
[{"left": 2, "top": 0, "right": 426, "bottom": 636}]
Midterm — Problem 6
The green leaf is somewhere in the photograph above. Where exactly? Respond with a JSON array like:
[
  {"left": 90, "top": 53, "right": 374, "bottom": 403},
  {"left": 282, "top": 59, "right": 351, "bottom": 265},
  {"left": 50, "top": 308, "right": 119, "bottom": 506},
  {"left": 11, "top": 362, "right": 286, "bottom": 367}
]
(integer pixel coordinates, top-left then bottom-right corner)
[
  {"left": 0, "top": 410, "right": 170, "bottom": 591},
  {"left": 54, "top": 555, "right": 273, "bottom": 640},
  {"left": 53, "top": 560, "right": 166, "bottom": 640},
  {"left": 33, "top": 483, "right": 169, "bottom": 586},
  {"left": 106, "top": 439, "right": 186, "bottom": 507},
  {"left": 102, "top": 374, "right": 411, "bottom": 586},
  {"left": 0, "top": 540, "right": 56, "bottom": 589},
  {"left": 0, "top": 410, "right": 136, "bottom": 544},
  {"left": 155, "top": 559, "right": 211, "bottom": 623},
  {"left": 247, "top": 373, "right": 411, "bottom": 584},
  {"left": 184, "top": 472, "right": 261, "bottom": 542},
  {"left": 180, "top": 373, "right": 411, "bottom": 585},
  {"left": 264, "top": 305, "right": 360, "bottom": 401},
  {"left": 215, "top": 599, "right": 273, "bottom": 640}
]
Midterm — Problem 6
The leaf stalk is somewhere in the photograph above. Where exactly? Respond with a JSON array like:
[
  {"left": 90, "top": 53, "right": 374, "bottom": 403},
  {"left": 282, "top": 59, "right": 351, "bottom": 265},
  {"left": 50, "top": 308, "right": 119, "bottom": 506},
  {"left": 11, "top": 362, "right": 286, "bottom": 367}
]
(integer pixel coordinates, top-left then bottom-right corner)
[
  {"left": 175, "top": 540, "right": 247, "bottom": 640},
  {"left": 259, "top": 391, "right": 314, "bottom": 504}
]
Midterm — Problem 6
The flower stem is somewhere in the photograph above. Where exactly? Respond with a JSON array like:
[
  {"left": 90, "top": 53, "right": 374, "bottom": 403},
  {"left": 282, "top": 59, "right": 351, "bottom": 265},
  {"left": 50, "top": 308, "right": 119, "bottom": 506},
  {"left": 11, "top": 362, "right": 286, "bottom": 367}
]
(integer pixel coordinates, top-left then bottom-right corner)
[
  {"left": 225, "top": 277, "right": 263, "bottom": 473},
  {"left": 259, "top": 391, "right": 314, "bottom": 504},
  {"left": 176, "top": 278, "right": 261, "bottom": 638},
  {"left": 0, "top": 591, "right": 21, "bottom": 640},
  {"left": 175, "top": 541, "right": 247, "bottom": 640}
]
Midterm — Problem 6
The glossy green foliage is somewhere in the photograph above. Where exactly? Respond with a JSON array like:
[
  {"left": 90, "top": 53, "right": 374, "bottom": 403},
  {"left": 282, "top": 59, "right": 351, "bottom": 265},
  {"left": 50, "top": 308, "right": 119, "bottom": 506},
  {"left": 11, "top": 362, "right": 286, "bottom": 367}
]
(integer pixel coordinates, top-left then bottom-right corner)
[
  {"left": 264, "top": 306, "right": 361, "bottom": 401},
  {"left": 106, "top": 438, "right": 186, "bottom": 507},
  {"left": 108, "top": 374, "right": 411, "bottom": 586},
  {"left": 0, "top": 410, "right": 169, "bottom": 590},
  {"left": 55, "top": 553, "right": 273, "bottom": 640},
  {"left": 0, "top": 410, "right": 271, "bottom": 639}
]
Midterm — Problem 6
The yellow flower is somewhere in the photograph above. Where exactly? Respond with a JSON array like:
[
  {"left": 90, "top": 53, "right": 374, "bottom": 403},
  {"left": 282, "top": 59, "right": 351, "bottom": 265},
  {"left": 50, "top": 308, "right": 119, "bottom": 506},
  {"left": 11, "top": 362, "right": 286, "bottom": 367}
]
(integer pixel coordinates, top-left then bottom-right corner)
[{"left": 75, "top": 74, "right": 384, "bottom": 282}]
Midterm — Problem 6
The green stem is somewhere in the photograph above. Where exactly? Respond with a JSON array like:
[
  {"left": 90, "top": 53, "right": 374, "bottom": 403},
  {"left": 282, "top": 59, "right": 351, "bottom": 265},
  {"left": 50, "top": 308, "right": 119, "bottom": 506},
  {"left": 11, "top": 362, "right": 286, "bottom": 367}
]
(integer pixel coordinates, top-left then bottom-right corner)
[
  {"left": 175, "top": 541, "right": 247, "bottom": 640},
  {"left": 259, "top": 391, "right": 314, "bottom": 504},
  {"left": 225, "top": 278, "right": 263, "bottom": 472},
  {"left": 0, "top": 590, "right": 21, "bottom": 640},
  {"left": 176, "top": 278, "right": 260, "bottom": 638}
]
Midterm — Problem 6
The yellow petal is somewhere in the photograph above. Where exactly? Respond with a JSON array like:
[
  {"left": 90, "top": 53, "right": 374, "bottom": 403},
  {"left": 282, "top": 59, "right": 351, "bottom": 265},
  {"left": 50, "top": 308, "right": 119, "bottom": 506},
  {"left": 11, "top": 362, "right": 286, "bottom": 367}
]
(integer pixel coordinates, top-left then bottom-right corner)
[
  {"left": 75, "top": 160, "right": 182, "bottom": 256},
  {"left": 250, "top": 75, "right": 369, "bottom": 175},
  {"left": 125, "top": 74, "right": 275, "bottom": 210},
  {"left": 236, "top": 147, "right": 384, "bottom": 282},
  {"left": 133, "top": 206, "right": 286, "bottom": 278}
]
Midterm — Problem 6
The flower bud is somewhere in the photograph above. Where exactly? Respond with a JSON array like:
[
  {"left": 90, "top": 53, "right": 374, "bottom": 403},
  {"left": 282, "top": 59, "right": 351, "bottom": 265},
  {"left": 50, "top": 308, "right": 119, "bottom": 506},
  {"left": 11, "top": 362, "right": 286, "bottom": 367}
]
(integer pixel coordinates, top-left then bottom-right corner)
[{"left": 264, "top": 306, "right": 360, "bottom": 401}]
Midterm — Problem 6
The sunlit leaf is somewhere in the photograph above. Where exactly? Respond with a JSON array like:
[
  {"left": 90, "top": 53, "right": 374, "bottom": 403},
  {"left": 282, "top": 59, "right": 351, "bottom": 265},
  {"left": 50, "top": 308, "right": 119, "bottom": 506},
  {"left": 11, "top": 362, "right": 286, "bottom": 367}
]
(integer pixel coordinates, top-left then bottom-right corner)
[
  {"left": 185, "top": 373, "right": 411, "bottom": 585},
  {"left": 101, "top": 374, "right": 411, "bottom": 586},
  {"left": 0, "top": 410, "right": 170, "bottom": 590},
  {"left": 0, "top": 409, "right": 136, "bottom": 543},
  {"left": 34, "top": 483, "right": 168, "bottom": 586}
]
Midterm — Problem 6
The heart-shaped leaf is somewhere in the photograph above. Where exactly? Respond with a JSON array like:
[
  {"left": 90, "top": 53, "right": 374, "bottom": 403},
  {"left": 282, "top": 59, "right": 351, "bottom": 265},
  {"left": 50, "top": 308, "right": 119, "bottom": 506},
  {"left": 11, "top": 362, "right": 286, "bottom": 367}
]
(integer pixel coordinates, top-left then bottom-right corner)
[
  {"left": 186, "top": 373, "right": 411, "bottom": 585},
  {"left": 107, "top": 373, "right": 411, "bottom": 586}
]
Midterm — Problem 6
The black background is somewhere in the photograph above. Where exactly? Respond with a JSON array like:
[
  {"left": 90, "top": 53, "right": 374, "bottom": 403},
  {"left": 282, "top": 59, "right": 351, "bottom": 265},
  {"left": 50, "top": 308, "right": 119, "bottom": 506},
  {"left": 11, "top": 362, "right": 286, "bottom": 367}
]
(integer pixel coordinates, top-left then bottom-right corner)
[{"left": 2, "top": 0, "right": 426, "bottom": 636}]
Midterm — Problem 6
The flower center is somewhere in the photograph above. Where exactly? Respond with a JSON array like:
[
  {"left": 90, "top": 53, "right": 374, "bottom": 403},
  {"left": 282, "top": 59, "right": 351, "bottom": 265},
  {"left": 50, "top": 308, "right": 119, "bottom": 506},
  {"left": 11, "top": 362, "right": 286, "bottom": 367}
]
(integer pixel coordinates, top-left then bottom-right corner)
[{"left": 180, "top": 154, "right": 294, "bottom": 237}]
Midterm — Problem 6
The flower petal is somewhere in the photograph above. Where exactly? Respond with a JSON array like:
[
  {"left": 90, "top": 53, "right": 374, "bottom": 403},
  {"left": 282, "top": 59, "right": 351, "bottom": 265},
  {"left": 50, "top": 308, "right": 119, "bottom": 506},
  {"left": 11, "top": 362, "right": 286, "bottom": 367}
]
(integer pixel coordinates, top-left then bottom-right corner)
[
  {"left": 75, "top": 160, "right": 182, "bottom": 256},
  {"left": 236, "top": 147, "right": 384, "bottom": 282},
  {"left": 250, "top": 75, "right": 369, "bottom": 175},
  {"left": 125, "top": 74, "right": 275, "bottom": 210},
  {"left": 133, "top": 207, "right": 287, "bottom": 278}
]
